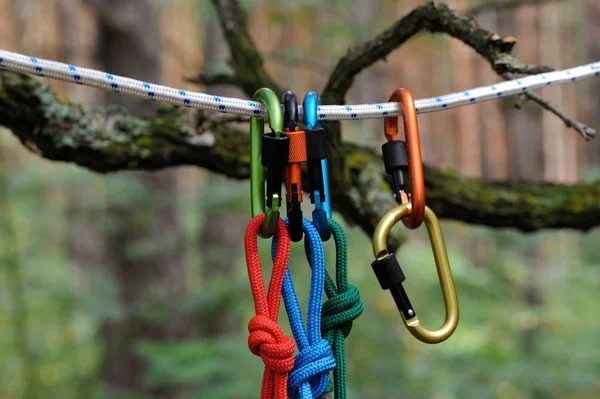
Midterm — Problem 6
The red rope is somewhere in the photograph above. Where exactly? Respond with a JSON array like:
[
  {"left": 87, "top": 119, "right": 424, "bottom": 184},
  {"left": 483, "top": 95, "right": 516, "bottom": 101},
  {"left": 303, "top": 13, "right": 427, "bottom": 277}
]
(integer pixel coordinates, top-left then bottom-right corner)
[{"left": 245, "top": 214, "right": 295, "bottom": 399}]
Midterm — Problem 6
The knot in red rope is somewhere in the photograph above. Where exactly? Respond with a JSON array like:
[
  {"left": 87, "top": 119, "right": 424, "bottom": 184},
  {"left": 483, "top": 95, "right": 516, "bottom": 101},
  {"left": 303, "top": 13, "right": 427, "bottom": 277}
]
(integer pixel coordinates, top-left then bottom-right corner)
[{"left": 248, "top": 315, "right": 295, "bottom": 372}]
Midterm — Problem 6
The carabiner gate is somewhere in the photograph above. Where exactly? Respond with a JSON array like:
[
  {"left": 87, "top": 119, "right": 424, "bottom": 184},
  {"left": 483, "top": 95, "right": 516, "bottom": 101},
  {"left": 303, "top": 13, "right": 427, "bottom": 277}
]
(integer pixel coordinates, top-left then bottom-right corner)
[
  {"left": 282, "top": 91, "right": 306, "bottom": 242},
  {"left": 303, "top": 91, "right": 331, "bottom": 241},
  {"left": 371, "top": 204, "right": 459, "bottom": 344},
  {"left": 382, "top": 88, "right": 425, "bottom": 230},
  {"left": 250, "top": 88, "right": 288, "bottom": 238}
]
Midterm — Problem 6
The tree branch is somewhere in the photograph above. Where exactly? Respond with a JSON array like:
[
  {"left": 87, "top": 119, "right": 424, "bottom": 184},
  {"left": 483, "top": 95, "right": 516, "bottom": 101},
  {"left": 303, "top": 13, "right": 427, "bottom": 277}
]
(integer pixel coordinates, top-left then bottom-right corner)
[
  {"left": 320, "top": 1, "right": 591, "bottom": 141},
  {"left": 345, "top": 143, "right": 600, "bottom": 234},
  {"left": 1, "top": 70, "right": 598, "bottom": 235},
  {"left": 516, "top": 91, "right": 596, "bottom": 140},
  {"left": 0, "top": 71, "right": 247, "bottom": 174},
  {"left": 503, "top": 72, "right": 597, "bottom": 140},
  {"left": 502, "top": 62, "right": 554, "bottom": 75}
]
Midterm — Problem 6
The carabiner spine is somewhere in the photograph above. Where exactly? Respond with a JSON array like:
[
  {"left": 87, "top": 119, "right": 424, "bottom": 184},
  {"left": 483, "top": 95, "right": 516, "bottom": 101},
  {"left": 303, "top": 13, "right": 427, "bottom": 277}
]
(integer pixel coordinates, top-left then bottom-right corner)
[
  {"left": 250, "top": 116, "right": 266, "bottom": 220},
  {"left": 418, "top": 208, "right": 459, "bottom": 343}
]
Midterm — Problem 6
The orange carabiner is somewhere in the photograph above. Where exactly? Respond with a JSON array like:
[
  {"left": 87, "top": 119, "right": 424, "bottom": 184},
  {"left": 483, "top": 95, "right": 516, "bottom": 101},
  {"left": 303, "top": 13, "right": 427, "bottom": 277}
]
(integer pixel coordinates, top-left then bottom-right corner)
[
  {"left": 282, "top": 91, "right": 306, "bottom": 242},
  {"left": 382, "top": 88, "right": 425, "bottom": 230}
]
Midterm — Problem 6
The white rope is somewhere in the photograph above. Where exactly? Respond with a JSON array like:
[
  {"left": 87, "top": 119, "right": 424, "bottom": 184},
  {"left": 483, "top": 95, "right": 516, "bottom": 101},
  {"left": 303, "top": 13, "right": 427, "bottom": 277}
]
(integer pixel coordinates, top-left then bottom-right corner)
[{"left": 1, "top": 49, "right": 599, "bottom": 120}]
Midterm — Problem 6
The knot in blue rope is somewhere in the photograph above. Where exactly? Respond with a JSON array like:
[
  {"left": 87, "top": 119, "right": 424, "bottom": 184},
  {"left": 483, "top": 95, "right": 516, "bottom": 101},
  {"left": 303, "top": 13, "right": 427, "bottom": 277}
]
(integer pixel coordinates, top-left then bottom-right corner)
[
  {"left": 271, "top": 218, "right": 336, "bottom": 399},
  {"left": 288, "top": 338, "right": 336, "bottom": 398}
]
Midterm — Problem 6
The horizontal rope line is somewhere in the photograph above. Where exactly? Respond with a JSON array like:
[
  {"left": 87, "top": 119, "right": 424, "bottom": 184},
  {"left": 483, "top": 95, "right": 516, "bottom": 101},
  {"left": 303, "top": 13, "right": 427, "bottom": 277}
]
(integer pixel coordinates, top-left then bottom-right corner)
[{"left": 1, "top": 49, "right": 598, "bottom": 120}]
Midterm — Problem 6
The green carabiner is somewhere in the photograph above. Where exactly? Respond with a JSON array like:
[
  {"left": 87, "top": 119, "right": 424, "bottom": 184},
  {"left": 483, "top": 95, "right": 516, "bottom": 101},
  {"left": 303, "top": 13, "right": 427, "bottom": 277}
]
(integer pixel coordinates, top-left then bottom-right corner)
[{"left": 250, "top": 88, "right": 285, "bottom": 238}]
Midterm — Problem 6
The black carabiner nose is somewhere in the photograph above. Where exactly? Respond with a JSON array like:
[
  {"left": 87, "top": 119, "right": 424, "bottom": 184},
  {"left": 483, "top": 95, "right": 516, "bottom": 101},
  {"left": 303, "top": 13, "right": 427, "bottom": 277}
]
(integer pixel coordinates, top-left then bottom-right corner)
[
  {"left": 283, "top": 90, "right": 298, "bottom": 131},
  {"left": 282, "top": 91, "right": 305, "bottom": 242},
  {"left": 382, "top": 140, "right": 409, "bottom": 204}
]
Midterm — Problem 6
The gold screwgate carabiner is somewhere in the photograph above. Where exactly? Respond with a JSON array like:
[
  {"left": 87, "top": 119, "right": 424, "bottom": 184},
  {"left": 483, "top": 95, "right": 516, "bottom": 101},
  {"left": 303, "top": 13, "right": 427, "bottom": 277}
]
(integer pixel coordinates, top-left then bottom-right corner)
[{"left": 371, "top": 203, "right": 459, "bottom": 344}]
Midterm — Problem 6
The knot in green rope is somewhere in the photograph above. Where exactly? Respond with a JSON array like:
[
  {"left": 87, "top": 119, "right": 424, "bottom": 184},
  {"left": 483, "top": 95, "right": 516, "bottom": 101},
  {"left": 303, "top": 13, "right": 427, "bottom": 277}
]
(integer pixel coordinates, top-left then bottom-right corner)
[{"left": 321, "top": 284, "right": 363, "bottom": 338}]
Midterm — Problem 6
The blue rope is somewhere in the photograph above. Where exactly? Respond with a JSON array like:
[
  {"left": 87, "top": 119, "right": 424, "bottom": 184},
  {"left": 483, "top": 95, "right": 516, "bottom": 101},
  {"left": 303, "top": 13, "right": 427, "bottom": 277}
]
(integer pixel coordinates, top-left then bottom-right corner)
[{"left": 272, "top": 218, "right": 336, "bottom": 399}]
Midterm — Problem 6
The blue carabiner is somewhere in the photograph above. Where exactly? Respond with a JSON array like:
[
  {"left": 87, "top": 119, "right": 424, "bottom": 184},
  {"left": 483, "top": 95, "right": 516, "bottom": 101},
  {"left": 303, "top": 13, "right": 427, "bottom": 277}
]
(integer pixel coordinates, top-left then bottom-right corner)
[{"left": 303, "top": 92, "right": 331, "bottom": 241}]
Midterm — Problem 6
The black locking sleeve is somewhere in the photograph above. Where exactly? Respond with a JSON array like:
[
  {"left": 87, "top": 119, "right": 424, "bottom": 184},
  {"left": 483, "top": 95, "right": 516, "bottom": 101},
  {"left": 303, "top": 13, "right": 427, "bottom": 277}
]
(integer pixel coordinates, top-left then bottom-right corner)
[
  {"left": 381, "top": 140, "right": 409, "bottom": 204},
  {"left": 371, "top": 253, "right": 416, "bottom": 320},
  {"left": 262, "top": 132, "right": 290, "bottom": 207}
]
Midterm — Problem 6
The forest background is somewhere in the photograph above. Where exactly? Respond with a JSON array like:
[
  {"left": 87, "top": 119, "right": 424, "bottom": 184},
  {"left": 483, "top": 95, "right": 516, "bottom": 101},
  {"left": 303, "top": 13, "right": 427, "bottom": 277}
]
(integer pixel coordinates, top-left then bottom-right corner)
[{"left": 0, "top": 0, "right": 599, "bottom": 398}]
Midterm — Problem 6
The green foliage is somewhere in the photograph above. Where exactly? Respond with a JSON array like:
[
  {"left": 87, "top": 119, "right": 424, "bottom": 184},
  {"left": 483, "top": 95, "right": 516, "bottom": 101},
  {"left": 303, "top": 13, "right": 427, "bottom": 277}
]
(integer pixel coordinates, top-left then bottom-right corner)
[
  {"left": 0, "top": 134, "right": 105, "bottom": 399},
  {"left": 137, "top": 337, "right": 261, "bottom": 398}
]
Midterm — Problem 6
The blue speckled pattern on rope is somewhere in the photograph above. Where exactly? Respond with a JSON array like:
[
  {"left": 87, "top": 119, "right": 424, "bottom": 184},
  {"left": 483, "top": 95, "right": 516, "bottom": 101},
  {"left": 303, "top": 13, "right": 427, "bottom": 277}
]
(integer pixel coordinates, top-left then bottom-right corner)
[{"left": 2, "top": 49, "right": 598, "bottom": 120}]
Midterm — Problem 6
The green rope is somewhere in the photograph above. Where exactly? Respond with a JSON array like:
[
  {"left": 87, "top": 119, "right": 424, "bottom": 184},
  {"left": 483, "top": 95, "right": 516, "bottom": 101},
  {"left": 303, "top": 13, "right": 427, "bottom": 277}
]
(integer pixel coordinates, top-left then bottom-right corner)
[{"left": 320, "top": 219, "right": 364, "bottom": 399}]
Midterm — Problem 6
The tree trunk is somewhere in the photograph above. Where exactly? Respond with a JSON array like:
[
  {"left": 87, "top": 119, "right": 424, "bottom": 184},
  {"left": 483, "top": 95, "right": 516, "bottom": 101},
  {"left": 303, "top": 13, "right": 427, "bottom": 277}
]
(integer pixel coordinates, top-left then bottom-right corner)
[
  {"left": 92, "top": 1, "right": 189, "bottom": 397},
  {"left": 499, "top": 7, "right": 544, "bottom": 182},
  {"left": 11, "top": 0, "right": 31, "bottom": 48},
  {"left": 475, "top": 9, "right": 509, "bottom": 180},
  {"left": 449, "top": 0, "right": 481, "bottom": 177},
  {"left": 541, "top": 1, "right": 578, "bottom": 184},
  {"left": 500, "top": 7, "right": 545, "bottom": 398}
]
